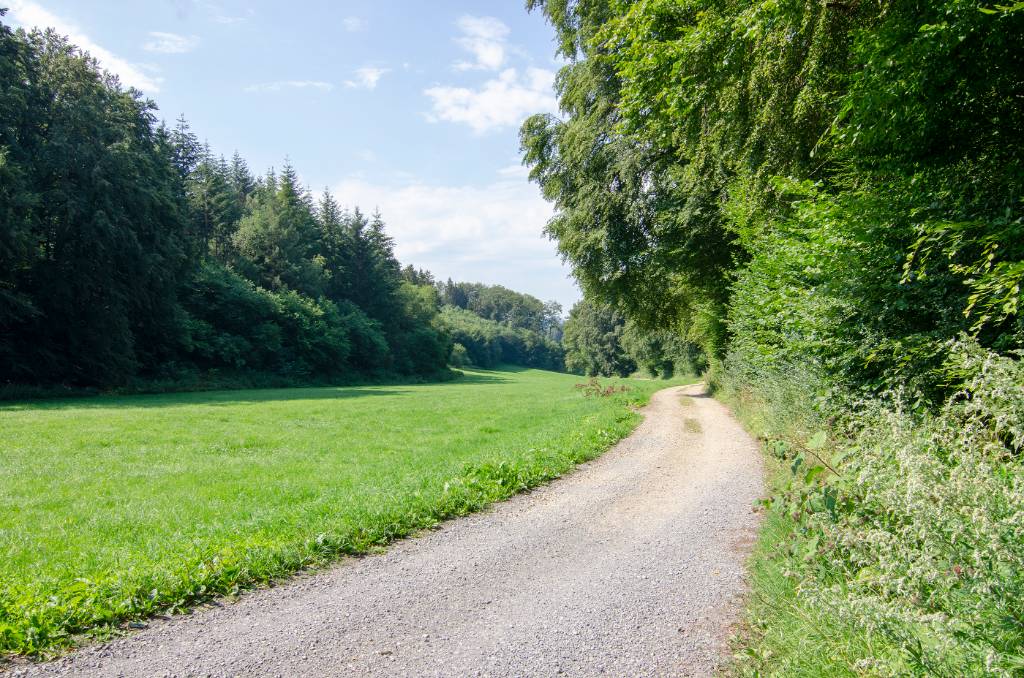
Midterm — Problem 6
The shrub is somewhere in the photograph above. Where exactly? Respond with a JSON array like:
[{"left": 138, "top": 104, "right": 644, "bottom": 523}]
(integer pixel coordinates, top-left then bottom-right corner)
[
  {"left": 756, "top": 341, "right": 1024, "bottom": 676},
  {"left": 449, "top": 342, "right": 471, "bottom": 367}
]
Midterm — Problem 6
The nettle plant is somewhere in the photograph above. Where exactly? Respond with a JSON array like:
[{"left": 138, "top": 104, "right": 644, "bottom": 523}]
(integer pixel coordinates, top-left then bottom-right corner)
[{"left": 780, "top": 340, "right": 1024, "bottom": 676}]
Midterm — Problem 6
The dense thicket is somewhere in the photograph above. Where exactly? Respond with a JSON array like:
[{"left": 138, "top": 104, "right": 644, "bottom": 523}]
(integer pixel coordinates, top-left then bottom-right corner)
[
  {"left": 0, "top": 19, "right": 449, "bottom": 388},
  {"left": 523, "top": 0, "right": 1022, "bottom": 392},
  {"left": 522, "top": 0, "right": 1023, "bottom": 673}
]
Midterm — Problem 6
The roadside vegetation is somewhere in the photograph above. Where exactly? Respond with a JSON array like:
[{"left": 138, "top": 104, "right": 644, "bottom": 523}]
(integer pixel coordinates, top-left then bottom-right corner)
[
  {"left": 522, "top": 0, "right": 1023, "bottom": 674},
  {"left": 0, "top": 368, "right": 680, "bottom": 656}
]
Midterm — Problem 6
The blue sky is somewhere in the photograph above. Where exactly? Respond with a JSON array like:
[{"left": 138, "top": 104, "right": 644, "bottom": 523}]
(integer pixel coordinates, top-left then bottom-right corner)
[{"left": 5, "top": 0, "right": 581, "bottom": 311}]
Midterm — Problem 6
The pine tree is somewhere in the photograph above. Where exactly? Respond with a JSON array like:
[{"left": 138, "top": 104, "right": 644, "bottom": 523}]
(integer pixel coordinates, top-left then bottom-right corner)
[
  {"left": 169, "top": 114, "right": 201, "bottom": 178},
  {"left": 186, "top": 152, "right": 241, "bottom": 259},
  {"left": 232, "top": 160, "right": 325, "bottom": 296},
  {"left": 315, "top": 188, "right": 351, "bottom": 301},
  {"left": 228, "top": 150, "right": 254, "bottom": 207}
]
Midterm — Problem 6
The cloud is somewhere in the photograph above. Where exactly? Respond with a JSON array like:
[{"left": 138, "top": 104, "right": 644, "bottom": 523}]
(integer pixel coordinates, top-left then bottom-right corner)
[
  {"left": 143, "top": 31, "right": 199, "bottom": 54},
  {"left": 424, "top": 67, "right": 557, "bottom": 134},
  {"left": 244, "top": 80, "right": 334, "bottom": 93},
  {"left": 202, "top": 3, "right": 252, "bottom": 24},
  {"left": 6, "top": 0, "right": 162, "bottom": 92},
  {"left": 343, "top": 66, "right": 389, "bottom": 90},
  {"left": 342, "top": 16, "right": 367, "bottom": 32},
  {"left": 453, "top": 15, "right": 509, "bottom": 71},
  {"left": 496, "top": 163, "right": 531, "bottom": 179},
  {"left": 330, "top": 169, "right": 580, "bottom": 309}
]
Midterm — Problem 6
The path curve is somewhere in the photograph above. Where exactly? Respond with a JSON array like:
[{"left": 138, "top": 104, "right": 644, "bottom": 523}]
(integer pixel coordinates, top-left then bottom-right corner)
[{"left": 17, "top": 384, "right": 764, "bottom": 677}]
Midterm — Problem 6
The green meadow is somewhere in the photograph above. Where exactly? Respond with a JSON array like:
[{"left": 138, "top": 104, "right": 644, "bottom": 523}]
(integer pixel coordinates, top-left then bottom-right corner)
[{"left": 0, "top": 368, "right": 678, "bottom": 656}]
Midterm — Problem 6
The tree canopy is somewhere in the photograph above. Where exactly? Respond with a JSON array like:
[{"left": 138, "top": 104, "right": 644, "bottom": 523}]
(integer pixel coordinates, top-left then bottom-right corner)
[
  {"left": 521, "top": 0, "right": 1023, "bottom": 397},
  {"left": 0, "top": 20, "right": 454, "bottom": 387}
]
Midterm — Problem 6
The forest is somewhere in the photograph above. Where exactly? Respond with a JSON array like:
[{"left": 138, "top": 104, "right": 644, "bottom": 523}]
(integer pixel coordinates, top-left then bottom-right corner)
[
  {"left": 0, "top": 15, "right": 589, "bottom": 393},
  {"left": 0, "top": 11, "right": 692, "bottom": 393},
  {"left": 520, "top": 0, "right": 1023, "bottom": 674},
  {"left": 0, "top": 18, "right": 450, "bottom": 389}
]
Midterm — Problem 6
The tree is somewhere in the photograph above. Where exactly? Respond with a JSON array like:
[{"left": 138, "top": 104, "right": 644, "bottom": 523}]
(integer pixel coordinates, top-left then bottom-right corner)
[
  {"left": 0, "top": 15, "right": 458, "bottom": 386},
  {"left": 228, "top": 151, "right": 255, "bottom": 206},
  {"left": 561, "top": 299, "right": 634, "bottom": 377},
  {"left": 233, "top": 160, "right": 326, "bottom": 297},
  {"left": 186, "top": 151, "right": 242, "bottom": 258},
  {"left": 0, "top": 25, "right": 191, "bottom": 385},
  {"left": 401, "top": 265, "right": 434, "bottom": 287},
  {"left": 520, "top": 0, "right": 734, "bottom": 359},
  {"left": 523, "top": 0, "right": 1024, "bottom": 396}
]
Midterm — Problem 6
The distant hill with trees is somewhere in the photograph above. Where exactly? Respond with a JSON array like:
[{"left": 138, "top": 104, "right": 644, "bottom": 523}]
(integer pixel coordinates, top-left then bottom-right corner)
[{"left": 434, "top": 280, "right": 565, "bottom": 370}]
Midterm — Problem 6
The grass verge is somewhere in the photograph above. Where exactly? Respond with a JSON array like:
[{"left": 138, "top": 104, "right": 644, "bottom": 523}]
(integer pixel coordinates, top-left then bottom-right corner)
[{"left": 0, "top": 367, "right": 682, "bottom": 658}]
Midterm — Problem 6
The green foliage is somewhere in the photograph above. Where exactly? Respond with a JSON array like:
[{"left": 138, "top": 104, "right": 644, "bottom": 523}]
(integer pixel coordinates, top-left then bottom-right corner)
[
  {"left": 436, "top": 305, "right": 564, "bottom": 370},
  {"left": 0, "top": 17, "right": 453, "bottom": 386},
  {"left": 524, "top": 0, "right": 1024, "bottom": 672},
  {"left": 232, "top": 163, "right": 326, "bottom": 297},
  {"left": 733, "top": 342, "right": 1024, "bottom": 676},
  {"left": 0, "top": 26, "right": 191, "bottom": 386},
  {"left": 437, "top": 279, "right": 563, "bottom": 339},
  {"left": 181, "top": 261, "right": 396, "bottom": 379},
  {"left": 621, "top": 319, "right": 705, "bottom": 378},
  {"left": 449, "top": 342, "right": 471, "bottom": 368},
  {"left": 524, "top": 0, "right": 1023, "bottom": 388},
  {"left": 0, "top": 368, "right": 662, "bottom": 656},
  {"left": 561, "top": 298, "right": 635, "bottom": 377}
]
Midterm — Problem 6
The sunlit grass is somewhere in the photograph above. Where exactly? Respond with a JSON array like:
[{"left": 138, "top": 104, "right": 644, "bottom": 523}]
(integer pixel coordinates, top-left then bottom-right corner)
[{"left": 0, "top": 367, "right": 680, "bottom": 656}]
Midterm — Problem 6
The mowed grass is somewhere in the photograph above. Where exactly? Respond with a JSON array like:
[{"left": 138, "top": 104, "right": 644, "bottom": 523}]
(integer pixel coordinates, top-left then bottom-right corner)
[{"left": 0, "top": 367, "right": 677, "bottom": 656}]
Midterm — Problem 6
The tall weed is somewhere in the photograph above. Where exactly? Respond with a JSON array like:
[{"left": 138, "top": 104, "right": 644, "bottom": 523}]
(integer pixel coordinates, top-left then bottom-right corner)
[{"left": 730, "top": 340, "right": 1024, "bottom": 676}]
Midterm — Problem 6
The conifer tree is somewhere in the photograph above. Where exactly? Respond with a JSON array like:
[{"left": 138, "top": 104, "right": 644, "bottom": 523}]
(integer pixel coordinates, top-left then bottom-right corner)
[{"left": 232, "top": 160, "right": 325, "bottom": 296}]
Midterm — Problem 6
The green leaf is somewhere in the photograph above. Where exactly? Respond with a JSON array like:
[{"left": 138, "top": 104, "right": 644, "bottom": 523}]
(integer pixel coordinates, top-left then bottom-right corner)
[
  {"left": 807, "top": 430, "right": 827, "bottom": 450},
  {"left": 804, "top": 465, "right": 826, "bottom": 484}
]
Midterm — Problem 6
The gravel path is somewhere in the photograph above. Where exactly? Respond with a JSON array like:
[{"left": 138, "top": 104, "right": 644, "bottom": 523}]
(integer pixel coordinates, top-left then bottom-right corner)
[{"left": 14, "top": 384, "right": 764, "bottom": 678}]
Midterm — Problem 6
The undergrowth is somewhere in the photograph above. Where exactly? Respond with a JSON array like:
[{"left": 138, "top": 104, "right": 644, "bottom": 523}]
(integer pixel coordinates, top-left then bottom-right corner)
[{"left": 721, "top": 340, "right": 1024, "bottom": 676}]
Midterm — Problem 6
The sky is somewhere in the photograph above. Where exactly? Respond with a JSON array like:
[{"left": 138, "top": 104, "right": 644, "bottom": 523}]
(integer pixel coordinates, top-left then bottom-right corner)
[{"left": 4, "top": 0, "right": 582, "bottom": 311}]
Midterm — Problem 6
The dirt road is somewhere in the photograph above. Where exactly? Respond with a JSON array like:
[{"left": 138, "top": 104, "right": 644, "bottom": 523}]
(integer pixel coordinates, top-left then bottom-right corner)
[{"left": 18, "top": 384, "right": 764, "bottom": 677}]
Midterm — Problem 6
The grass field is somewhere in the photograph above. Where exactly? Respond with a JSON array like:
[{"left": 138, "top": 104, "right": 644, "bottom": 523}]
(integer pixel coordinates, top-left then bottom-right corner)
[{"left": 0, "top": 367, "right": 679, "bottom": 656}]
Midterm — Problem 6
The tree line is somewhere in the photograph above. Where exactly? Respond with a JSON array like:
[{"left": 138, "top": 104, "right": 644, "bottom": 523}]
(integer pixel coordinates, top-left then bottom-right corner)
[
  {"left": 561, "top": 298, "right": 704, "bottom": 379},
  {"left": 521, "top": 0, "right": 1021, "bottom": 398},
  {"left": 434, "top": 280, "right": 565, "bottom": 371},
  {"left": 0, "top": 19, "right": 567, "bottom": 389},
  {"left": 519, "top": 0, "right": 1023, "bottom": 673}
]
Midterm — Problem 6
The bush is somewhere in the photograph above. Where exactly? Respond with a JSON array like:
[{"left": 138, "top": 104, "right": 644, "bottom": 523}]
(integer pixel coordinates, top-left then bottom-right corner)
[
  {"left": 181, "top": 261, "right": 393, "bottom": 380},
  {"left": 740, "top": 340, "right": 1024, "bottom": 676},
  {"left": 449, "top": 342, "right": 471, "bottom": 367}
]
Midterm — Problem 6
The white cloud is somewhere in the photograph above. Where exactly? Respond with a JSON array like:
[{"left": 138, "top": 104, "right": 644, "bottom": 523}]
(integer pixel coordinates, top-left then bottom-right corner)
[
  {"left": 453, "top": 15, "right": 509, "bottom": 71},
  {"left": 344, "top": 66, "right": 389, "bottom": 90},
  {"left": 424, "top": 67, "right": 557, "bottom": 134},
  {"left": 244, "top": 80, "right": 334, "bottom": 93},
  {"left": 6, "top": 0, "right": 162, "bottom": 92},
  {"left": 497, "top": 163, "right": 530, "bottom": 179},
  {"left": 342, "top": 16, "right": 367, "bottom": 32},
  {"left": 143, "top": 31, "right": 199, "bottom": 54},
  {"left": 332, "top": 169, "right": 579, "bottom": 308},
  {"left": 202, "top": 3, "right": 251, "bottom": 24}
]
